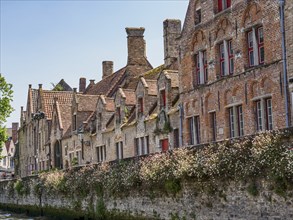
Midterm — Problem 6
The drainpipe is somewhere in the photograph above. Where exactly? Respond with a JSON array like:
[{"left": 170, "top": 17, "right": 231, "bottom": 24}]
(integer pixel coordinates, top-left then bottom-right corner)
[
  {"left": 279, "top": 0, "right": 290, "bottom": 127},
  {"left": 179, "top": 103, "right": 184, "bottom": 147}
]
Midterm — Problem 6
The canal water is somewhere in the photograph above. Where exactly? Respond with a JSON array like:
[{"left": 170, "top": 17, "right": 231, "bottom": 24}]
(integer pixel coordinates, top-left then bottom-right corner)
[{"left": 0, "top": 210, "right": 49, "bottom": 220}]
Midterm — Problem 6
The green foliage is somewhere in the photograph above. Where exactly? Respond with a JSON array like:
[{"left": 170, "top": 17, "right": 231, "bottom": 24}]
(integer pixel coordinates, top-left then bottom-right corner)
[
  {"left": 14, "top": 179, "right": 30, "bottom": 196},
  {"left": 26, "top": 130, "right": 293, "bottom": 206},
  {"left": 96, "top": 198, "right": 106, "bottom": 219},
  {"left": 247, "top": 181, "right": 259, "bottom": 197},
  {"left": 164, "top": 179, "right": 181, "bottom": 196},
  {"left": 0, "top": 74, "right": 13, "bottom": 153},
  {"left": 71, "top": 157, "right": 78, "bottom": 166},
  {"left": 51, "top": 82, "right": 64, "bottom": 91}
]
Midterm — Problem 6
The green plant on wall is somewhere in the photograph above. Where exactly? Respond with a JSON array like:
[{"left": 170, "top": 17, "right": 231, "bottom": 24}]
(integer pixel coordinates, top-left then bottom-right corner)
[
  {"left": 71, "top": 157, "right": 78, "bottom": 166},
  {"left": 14, "top": 179, "right": 29, "bottom": 196}
]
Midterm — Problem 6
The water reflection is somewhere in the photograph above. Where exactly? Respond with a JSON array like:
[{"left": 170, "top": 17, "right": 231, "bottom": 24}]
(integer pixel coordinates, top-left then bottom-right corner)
[{"left": 0, "top": 210, "right": 42, "bottom": 220}]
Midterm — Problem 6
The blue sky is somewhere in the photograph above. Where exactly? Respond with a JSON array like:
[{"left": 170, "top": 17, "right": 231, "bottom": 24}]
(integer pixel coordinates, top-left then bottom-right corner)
[{"left": 0, "top": 0, "right": 189, "bottom": 127}]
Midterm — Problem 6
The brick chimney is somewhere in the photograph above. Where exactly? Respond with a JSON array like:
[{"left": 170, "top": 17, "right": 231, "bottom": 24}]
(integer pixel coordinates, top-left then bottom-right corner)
[
  {"left": 163, "top": 19, "right": 181, "bottom": 67},
  {"left": 126, "top": 27, "right": 146, "bottom": 65},
  {"left": 12, "top": 122, "right": 19, "bottom": 144},
  {"left": 102, "top": 61, "right": 114, "bottom": 79},
  {"left": 79, "top": 78, "right": 86, "bottom": 93}
]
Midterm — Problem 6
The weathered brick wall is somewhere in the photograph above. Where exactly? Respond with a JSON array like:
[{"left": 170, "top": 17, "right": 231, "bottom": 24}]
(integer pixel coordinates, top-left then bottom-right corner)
[
  {"left": 1, "top": 177, "right": 293, "bottom": 220},
  {"left": 179, "top": 0, "right": 286, "bottom": 144}
]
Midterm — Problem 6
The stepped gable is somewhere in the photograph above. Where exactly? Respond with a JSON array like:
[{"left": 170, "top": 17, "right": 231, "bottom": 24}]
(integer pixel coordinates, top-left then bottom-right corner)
[
  {"left": 84, "top": 67, "right": 127, "bottom": 96},
  {"left": 42, "top": 91, "right": 73, "bottom": 119}
]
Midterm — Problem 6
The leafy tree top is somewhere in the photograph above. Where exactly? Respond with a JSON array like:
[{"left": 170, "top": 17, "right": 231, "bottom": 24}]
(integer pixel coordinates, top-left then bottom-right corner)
[{"left": 0, "top": 74, "right": 14, "bottom": 148}]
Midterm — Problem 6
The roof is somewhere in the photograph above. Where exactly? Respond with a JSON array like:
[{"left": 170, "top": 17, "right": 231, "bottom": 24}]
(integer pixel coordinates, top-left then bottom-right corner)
[
  {"left": 75, "top": 94, "right": 100, "bottom": 112},
  {"left": 55, "top": 79, "right": 73, "bottom": 91},
  {"left": 57, "top": 103, "right": 72, "bottom": 132},
  {"left": 145, "top": 79, "right": 157, "bottom": 96},
  {"left": 163, "top": 70, "right": 179, "bottom": 88},
  {"left": 85, "top": 67, "right": 127, "bottom": 96},
  {"left": 100, "top": 95, "right": 115, "bottom": 112},
  {"left": 118, "top": 88, "right": 136, "bottom": 106},
  {"left": 42, "top": 91, "right": 73, "bottom": 119}
]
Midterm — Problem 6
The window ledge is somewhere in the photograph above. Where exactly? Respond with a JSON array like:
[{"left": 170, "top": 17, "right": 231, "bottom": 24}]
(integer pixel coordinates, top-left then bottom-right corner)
[{"left": 214, "top": 7, "right": 232, "bottom": 18}]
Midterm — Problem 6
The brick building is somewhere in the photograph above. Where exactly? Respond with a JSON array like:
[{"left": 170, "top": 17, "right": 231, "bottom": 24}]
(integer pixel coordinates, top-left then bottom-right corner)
[
  {"left": 179, "top": 0, "right": 291, "bottom": 145},
  {"left": 17, "top": 0, "right": 292, "bottom": 176}
]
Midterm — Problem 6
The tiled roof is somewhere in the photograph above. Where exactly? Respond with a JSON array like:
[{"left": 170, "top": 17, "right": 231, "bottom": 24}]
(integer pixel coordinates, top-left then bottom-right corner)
[
  {"left": 57, "top": 103, "right": 72, "bottom": 133},
  {"left": 42, "top": 91, "right": 73, "bottom": 119},
  {"left": 100, "top": 95, "right": 115, "bottom": 112},
  {"left": 145, "top": 79, "right": 157, "bottom": 96},
  {"left": 143, "top": 64, "right": 164, "bottom": 80},
  {"left": 119, "top": 88, "right": 136, "bottom": 106},
  {"left": 85, "top": 67, "right": 127, "bottom": 96},
  {"left": 164, "top": 70, "right": 179, "bottom": 88},
  {"left": 76, "top": 94, "right": 100, "bottom": 112}
]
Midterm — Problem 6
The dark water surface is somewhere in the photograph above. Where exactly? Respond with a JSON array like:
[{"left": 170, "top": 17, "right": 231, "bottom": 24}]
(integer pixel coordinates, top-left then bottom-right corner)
[{"left": 0, "top": 210, "right": 50, "bottom": 220}]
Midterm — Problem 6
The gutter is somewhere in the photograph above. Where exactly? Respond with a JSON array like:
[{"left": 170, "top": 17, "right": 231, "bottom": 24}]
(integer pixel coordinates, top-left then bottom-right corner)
[{"left": 279, "top": 0, "right": 290, "bottom": 127}]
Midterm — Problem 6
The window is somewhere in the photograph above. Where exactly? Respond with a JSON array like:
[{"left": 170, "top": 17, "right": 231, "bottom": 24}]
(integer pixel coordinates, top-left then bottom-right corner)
[
  {"left": 116, "top": 142, "right": 123, "bottom": 159},
  {"left": 210, "top": 112, "right": 217, "bottom": 142},
  {"left": 160, "top": 139, "right": 169, "bottom": 152},
  {"left": 228, "top": 105, "right": 244, "bottom": 138},
  {"left": 160, "top": 90, "right": 166, "bottom": 109},
  {"left": 135, "top": 137, "right": 149, "bottom": 156},
  {"left": 255, "top": 98, "right": 273, "bottom": 131},
  {"left": 219, "top": 40, "right": 234, "bottom": 76},
  {"left": 194, "top": 50, "right": 208, "bottom": 85},
  {"left": 247, "top": 26, "right": 264, "bottom": 67},
  {"left": 218, "top": 0, "right": 231, "bottom": 12},
  {"left": 188, "top": 116, "right": 200, "bottom": 145},
  {"left": 138, "top": 97, "right": 144, "bottom": 114},
  {"left": 116, "top": 107, "right": 121, "bottom": 124},
  {"left": 96, "top": 145, "right": 106, "bottom": 162},
  {"left": 173, "top": 128, "right": 179, "bottom": 148},
  {"left": 194, "top": 8, "right": 201, "bottom": 25}
]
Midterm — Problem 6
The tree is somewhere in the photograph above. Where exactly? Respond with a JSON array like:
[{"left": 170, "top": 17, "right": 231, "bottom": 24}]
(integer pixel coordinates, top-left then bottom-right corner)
[{"left": 0, "top": 74, "right": 14, "bottom": 154}]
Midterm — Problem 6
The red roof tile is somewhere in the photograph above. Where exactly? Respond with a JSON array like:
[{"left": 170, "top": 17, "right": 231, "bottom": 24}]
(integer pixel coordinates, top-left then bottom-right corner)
[{"left": 42, "top": 91, "right": 73, "bottom": 119}]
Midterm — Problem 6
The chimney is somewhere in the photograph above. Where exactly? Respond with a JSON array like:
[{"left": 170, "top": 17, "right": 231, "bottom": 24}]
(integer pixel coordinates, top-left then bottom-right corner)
[
  {"left": 126, "top": 27, "right": 146, "bottom": 65},
  {"left": 102, "top": 61, "right": 114, "bottom": 79},
  {"left": 79, "top": 78, "right": 86, "bottom": 93},
  {"left": 163, "top": 19, "right": 181, "bottom": 67},
  {"left": 89, "top": 79, "right": 95, "bottom": 85},
  {"left": 38, "top": 84, "right": 42, "bottom": 89},
  {"left": 29, "top": 84, "right": 32, "bottom": 89},
  {"left": 12, "top": 122, "right": 19, "bottom": 144},
  {"left": 73, "top": 88, "right": 77, "bottom": 93}
]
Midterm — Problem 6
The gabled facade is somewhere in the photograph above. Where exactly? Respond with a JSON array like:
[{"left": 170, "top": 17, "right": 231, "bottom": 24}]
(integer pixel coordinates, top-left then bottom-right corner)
[{"left": 179, "top": 0, "right": 288, "bottom": 145}]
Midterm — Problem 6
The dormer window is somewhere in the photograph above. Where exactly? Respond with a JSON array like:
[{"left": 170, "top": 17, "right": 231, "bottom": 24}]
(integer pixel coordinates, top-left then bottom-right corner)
[
  {"left": 138, "top": 97, "right": 144, "bottom": 114},
  {"left": 160, "top": 90, "right": 166, "bottom": 109},
  {"left": 218, "top": 0, "right": 231, "bottom": 13}
]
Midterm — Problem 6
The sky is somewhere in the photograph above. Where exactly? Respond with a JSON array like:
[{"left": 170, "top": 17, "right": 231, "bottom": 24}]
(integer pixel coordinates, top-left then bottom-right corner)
[{"left": 0, "top": 0, "right": 189, "bottom": 127}]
